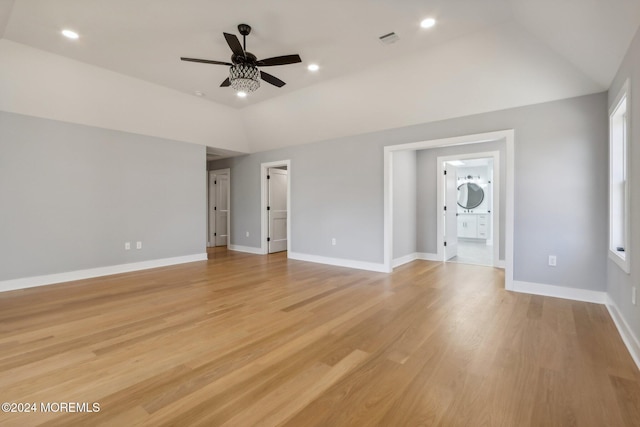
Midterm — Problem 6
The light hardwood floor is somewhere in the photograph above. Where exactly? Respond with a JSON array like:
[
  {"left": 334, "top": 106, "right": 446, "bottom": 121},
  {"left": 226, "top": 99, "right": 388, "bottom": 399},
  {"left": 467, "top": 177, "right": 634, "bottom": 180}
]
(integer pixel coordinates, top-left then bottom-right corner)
[{"left": 0, "top": 248, "right": 638, "bottom": 426}]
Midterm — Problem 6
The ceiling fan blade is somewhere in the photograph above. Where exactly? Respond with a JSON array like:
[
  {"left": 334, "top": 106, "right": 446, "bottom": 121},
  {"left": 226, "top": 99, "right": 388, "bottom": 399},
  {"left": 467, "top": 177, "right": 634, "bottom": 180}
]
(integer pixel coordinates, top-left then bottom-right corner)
[
  {"left": 256, "top": 54, "right": 302, "bottom": 67},
  {"left": 220, "top": 77, "right": 231, "bottom": 87},
  {"left": 260, "top": 71, "right": 286, "bottom": 88},
  {"left": 223, "top": 32, "right": 245, "bottom": 57},
  {"left": 181, "top": 57, "right": 232, "bottom": 66}
]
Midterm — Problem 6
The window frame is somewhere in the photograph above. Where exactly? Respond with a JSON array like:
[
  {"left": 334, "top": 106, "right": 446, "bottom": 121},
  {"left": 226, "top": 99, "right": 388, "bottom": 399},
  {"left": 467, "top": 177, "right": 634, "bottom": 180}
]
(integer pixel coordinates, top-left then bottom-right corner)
[{"left": 608, "top": 80, "right": 631, "bottom": 274}]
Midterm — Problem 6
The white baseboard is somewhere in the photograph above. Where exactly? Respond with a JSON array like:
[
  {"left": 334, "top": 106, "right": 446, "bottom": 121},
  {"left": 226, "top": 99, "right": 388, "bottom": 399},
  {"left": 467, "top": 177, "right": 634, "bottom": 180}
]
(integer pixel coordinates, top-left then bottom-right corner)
[
  {"left": 510, "top": 281, "right": 640, "bottom": 369},
  {"left": 606, "top": 296, "right": 640, "bottom": 371},
  {"left": 416, "top": 252, "right": 441, "bottom": 262},
  {"left": 392, "top": 253, "right": 442, "bottom": 268},
  {"left": 288, "top": 252, "right": 388, "bottom": 273},
  {"left": 392, "top": 253, "right": 418, "bottom": 268},
  {"left": 512, "top": 280, "right": 606, "bottom": 304},
  {"left": 495, "top": 260, "right": 506, "bottom": 269},
  {"left": 228, "top": 244, "right": 264, "bottom": 255},
  {"left": 0, "top": 253, "right": 208, "bottom": 293}
]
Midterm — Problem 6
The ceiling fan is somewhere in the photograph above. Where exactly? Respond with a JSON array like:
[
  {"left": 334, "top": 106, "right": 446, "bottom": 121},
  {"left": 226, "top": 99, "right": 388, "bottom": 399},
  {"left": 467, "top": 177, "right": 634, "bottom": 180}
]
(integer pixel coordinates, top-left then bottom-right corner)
[{"left": 181, "top": 24, "right": 302, "bottom": 95}]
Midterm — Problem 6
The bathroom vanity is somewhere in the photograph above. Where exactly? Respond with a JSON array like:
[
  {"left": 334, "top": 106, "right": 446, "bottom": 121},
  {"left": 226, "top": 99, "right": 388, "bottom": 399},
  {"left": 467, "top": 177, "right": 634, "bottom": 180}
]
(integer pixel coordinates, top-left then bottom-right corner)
[{"left": 457, "top": 213, "right": 489, "bottom": 239}]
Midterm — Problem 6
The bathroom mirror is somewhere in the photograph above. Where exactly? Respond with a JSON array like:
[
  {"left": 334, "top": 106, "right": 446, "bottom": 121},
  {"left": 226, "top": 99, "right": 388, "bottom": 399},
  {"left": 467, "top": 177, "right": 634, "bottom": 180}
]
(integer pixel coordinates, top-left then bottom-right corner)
[{"left": 457, "top": 183, "right": 484, "bottom": 209}]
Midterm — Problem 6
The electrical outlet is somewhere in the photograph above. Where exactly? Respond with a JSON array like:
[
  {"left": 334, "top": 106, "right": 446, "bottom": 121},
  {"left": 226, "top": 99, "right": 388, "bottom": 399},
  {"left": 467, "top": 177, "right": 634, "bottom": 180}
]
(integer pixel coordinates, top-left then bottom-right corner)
[
  {"left": 331, "top": 238, "right": 337, "bottom": 246},
  {"left": 125, "top": 242, "right": 131, "bottom": 250},
  {"left": 136, "top": 241, "right": 142, "bottom": 250},
  {"left": 632, "top": 286, "right": 637, "bottom": 306},
  {"left": 246, "top": 231, "right": 249, "bottom": 237},
  {"left": 548, "top": 255, "right": 557, "bottom": 267}
]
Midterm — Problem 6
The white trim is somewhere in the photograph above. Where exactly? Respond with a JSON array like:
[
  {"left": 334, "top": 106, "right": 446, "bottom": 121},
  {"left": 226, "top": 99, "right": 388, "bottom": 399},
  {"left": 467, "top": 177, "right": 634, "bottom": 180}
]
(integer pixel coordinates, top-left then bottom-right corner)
[
  {"left": 288, "top": 252, "right": 388, "bottom": 273},
  {"left": 392, "top": 253, "right": 418, "bottom": 268},
  {"left": 416, "top": 252, "right": 441, "bottom": 262},
  {"left": 606, "top": 295, "right": 640, "bottom": 371},
  {"left": 512, "top": 280, "right": 606, "bottom": 304},
  {"left": 383, "top": 129, "right": 515, "bottom": 290},
  {"left": 0, "top": 253, "right": 208, "bottom": 293},
  {"left": 608, "top": 250, "right": 629, "bottom": 273},
  {"left": 393, "top": 252, "right": 441, "bottom": 266},
  {"left": 208, "top": 168, "right": 231, "bottom": 248},
  {"left": 436, "top": 151, "right": 500, "bottom": 267},
  {"left": 261, "top": 160, "right": 292, "bottom": 256},
  {"left": 206, "top": 169, "right": 210, "bottom": 247},
  {"left": 609, "top": 79, "right": 630, "bottom": 115},
  {"left": 608, "top": 79, "right": 631, "bottom": 274},
  {"left": 504, "top": 131, "right": 515, "bottom": 291},
  {"left": 392, "top": 252, "right": 452, "bottom": 265},
  {"left": 227, "top": 244, "right": 264, "bottom": 255},
  {"left": 384, "top": 149, "right": 393, "bottom": 272}
]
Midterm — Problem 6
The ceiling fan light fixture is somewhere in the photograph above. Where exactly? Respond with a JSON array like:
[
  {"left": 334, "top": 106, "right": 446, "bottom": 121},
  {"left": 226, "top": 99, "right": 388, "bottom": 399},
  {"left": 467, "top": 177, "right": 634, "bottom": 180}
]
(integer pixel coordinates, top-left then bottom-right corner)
[{"left": 230, "top": 64, "right": 260, "bottom": 93}]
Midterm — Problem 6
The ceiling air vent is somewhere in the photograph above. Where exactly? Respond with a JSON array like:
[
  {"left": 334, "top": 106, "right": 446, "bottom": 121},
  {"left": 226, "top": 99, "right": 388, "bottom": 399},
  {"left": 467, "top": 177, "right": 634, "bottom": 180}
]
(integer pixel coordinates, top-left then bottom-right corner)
[{"left": 379, "top": 32, "right": 399, "bottom": 44}]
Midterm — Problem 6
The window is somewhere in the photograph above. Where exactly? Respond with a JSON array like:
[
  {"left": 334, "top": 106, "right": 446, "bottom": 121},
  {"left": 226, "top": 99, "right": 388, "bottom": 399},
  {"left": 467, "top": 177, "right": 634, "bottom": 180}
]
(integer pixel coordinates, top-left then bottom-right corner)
[{"left": 609, "top": 80, "right": 630, "bottom": 273}]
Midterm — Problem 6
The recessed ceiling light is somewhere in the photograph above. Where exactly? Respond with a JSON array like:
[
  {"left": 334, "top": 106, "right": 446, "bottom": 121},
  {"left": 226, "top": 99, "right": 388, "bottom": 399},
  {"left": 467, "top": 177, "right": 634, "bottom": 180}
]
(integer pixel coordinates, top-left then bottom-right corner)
[
  {"left": 420, "top": 18, "right": 436, "bottom": 29},
  {"left": 194, "top": 91, "right": 205, "bottom": 97},
  {"left": 307, "top": 64, "right": 319, "bottom": 72},
  {"left": 61, "top": 29, "right": 79, "bottom": 39},
  {"left": 236, "top": 91, "right": 247, "bottom": 98}
]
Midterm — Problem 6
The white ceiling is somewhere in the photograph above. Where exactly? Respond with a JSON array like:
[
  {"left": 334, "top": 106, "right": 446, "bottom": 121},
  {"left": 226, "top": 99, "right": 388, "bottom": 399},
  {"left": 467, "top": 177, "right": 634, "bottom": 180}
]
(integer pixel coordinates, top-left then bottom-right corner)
[
  {"left": 1, "top": 0, "right": 518, "bottom": 108},
  {"left": 0, "top": 0, "right": 639, "bottom": 152}
]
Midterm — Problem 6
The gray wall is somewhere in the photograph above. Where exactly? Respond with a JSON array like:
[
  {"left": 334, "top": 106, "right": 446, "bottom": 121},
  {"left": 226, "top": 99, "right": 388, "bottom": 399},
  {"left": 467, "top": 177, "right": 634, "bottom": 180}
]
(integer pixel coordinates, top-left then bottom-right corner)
[
  {"left": 0, "top": 111, "right": 206, "bottom": 281},
  {"left": 416, "top": 141, "right": 506, "bottom": 259},
  {"left": 212, "top": 141, "right": 384, "bottom": 263},
  {"left": 392, "top": 150, "right": 417, "bottom": 260},
  {"left": 212, "top": 92, "right": 608, "bottom": 291},
  {"left": 607, "top": 28, "right": 640, "bottom": 341}
]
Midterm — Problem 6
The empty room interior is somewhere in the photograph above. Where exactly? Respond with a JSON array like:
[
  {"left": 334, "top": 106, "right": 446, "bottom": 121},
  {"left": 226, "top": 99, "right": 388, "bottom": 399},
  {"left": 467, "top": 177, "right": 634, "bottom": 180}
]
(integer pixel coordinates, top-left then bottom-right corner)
[{"left": 1, "top": 1, "right": 640, "bottom": 425}]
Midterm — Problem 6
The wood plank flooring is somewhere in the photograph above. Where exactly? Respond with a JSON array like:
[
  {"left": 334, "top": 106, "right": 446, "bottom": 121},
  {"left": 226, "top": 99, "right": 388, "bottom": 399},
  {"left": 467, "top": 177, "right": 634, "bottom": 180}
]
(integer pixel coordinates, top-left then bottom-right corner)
[{"left": 0, "top": 248, "right": 638, "bottom": 426}]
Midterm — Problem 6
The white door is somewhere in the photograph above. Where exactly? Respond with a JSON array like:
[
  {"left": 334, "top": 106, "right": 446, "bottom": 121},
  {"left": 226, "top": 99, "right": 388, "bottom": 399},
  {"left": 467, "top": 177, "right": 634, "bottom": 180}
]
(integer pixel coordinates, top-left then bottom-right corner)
[
  {"left": 268, "top": 168, "right": 288, "bottom": 253},
  {"left": 444, "top": 165, "right": 458, "bottom": 260},
  {"left": 208, "top": 171, "right": 229, "bottom": 247},
  {"left": 208, "top": 172, "right": 216, "bottom": 246},
  {"left": 215, "top": 173, "right": 229, "bottom": 246}
]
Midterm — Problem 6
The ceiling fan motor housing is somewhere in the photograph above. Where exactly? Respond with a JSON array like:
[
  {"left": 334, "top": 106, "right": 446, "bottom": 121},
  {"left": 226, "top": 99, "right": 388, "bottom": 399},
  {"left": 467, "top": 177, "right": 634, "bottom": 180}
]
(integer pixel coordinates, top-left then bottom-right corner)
[{"left": 232, "top": 52, "right": 257, "bottom": 65}]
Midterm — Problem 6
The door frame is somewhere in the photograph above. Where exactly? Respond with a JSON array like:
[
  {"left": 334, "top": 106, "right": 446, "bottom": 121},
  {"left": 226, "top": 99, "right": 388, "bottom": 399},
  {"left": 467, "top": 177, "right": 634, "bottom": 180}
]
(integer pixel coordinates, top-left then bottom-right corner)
[
  {"left": 383, "top": 129, "right": 514, "bottom": 291},
  {"left": 208, "top": 168, "right": 231, "bottom": 247},
  {"left": 437, "top": 151, "right": 500, "bottom": 267},
  {"left": 261, "top": 160, "right": 291, "bottom": 255},
  {"left": 442, "top": 162, "right": 459, "bottom": 261}
]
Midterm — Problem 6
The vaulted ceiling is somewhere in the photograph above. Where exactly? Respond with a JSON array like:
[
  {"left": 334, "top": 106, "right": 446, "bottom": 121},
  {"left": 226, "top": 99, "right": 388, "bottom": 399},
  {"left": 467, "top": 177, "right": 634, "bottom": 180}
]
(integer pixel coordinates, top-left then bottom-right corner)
[{"left": 1, "top": 0, "right": 639, "bottom": 153}]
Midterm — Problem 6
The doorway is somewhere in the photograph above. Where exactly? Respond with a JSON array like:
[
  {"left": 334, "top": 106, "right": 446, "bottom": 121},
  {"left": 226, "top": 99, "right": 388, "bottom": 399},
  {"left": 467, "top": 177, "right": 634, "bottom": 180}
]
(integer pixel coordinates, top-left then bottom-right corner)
[
  {"left": 440, "top": 155, "right": 497, "bottom": 267},
  {"left": 384, "top": 129, "right": 514, "bottom": 290},
  {"left": 208, "top": 169, "right": 230, "bottom": 247},
  {"left": 261, "top": 160, "right": 291, "bottom": 254}
]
